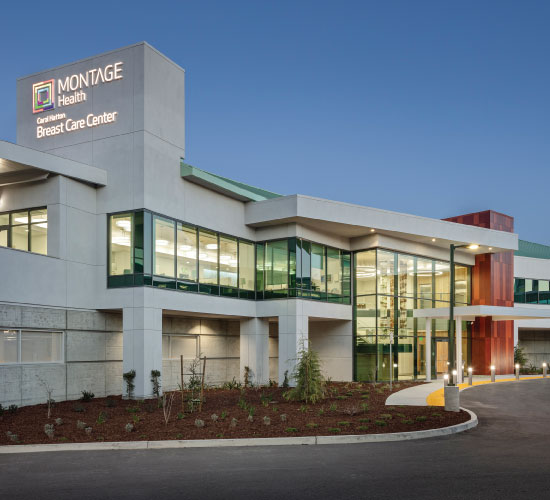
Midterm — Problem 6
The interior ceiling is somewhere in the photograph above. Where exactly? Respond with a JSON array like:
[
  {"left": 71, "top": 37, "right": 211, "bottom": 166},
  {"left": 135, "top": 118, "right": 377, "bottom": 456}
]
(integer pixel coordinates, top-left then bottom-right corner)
[{"left": 0, "top": 158, "right": 49, "bottom": 186}]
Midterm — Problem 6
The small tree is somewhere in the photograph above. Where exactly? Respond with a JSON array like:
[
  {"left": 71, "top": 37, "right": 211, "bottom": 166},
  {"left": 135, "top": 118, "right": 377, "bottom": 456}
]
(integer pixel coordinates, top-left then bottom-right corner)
[
  {"left": 123, "top": 370, "right": 136, "bottom": 399},
  {"left": 151, "top": 370, "right": 161, "bottom": 399},
  {"left": 284, "top": 344, "right": 326, "bottom": 404},
  {"left": 244, "top": 366, "right": 251, "bottom": 387},
  {"left": 514, "top": 345, "right": 528, "bottom": 367},
  {"left": 36, "top": 376, "right": 54, "bottom": 418}
]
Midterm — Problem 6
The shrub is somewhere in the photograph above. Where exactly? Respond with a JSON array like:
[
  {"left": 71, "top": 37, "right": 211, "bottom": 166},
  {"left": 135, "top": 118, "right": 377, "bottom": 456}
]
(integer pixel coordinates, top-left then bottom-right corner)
[
  {"left": 280, "top": 414, "right": 287, "bottom": 422},
  {"left": 150, "top": 370, "right": 161, "bottom": 399},
  {"left": 8, "top": 404, "right": 18, "bottom": 414},
  {"left": 282, "top": 370, "right": 289, "bottom": 388},
  {"left": 329, "top": 403, "right": 337, "bottom": 412},
  {"left": 80, "top": 390, "right": 95, "bottom": 402},
  {"left": 402, "top": 419, "right": 414, "bottom": 424},
  {"left": 44, "top": 424, "right": 55, "bottom": 440},
  {"left": 194, "top": 419, "right": 205, "bottom": 428},
  {"left": 211, "top": 414, "right": 219, "bottom": 422},
  {"left": 97, "top": 412, "right": 107, "bottom": 425},
  {"left": 6, "top": 431, "right": 19, "bottom": 443},
  {"left": 54, "top": 418, "right": 63, "bottom": 426},
  {"left": 285, "top": 427, "right": 298, "bottom": 433},
  {"left": 328, "top": 428, "right": 341, "bottom": 433},
  {"left": 416, "top": 416, "right": 427, "bottom": 422},
  {"left": 514, "top": 345, "right": 528, "bottom": 367},
  {"left": 177, "top": 412, "right": 185, "bottom": 420},
  {"left": 247, "top": 415, "right": 254, "bottom": 423},
  {"left": 123, "top": 370, "right": 136, "bottom": 399},
  {"left": 72, "top": 404, "right": 85, "bottom": 413},
  {"left": 222, "top": 377, "right": 242, "bottom": 390},
  {"left": 318, "top": 409, "right": 325, "bottom": 416},
  {"left": 337, "top": 421, "right": 351, "bottom": 427},
  {"left": 300, "top": 405, "right": 308, "bottom": 413},
  {"left": 306, "top": 422, "right": 318, "bottom": 429},
  {"left": 375, "top": 420, "right": 387, "bottom": 427},
  {"left": 125, "top": 423, "right": 134, "bottom": 433},
  {"left": 359, "top": 418, "right": 370, "bottom": 423},
  {"left": 431, "top": 412, "right": 442, "bottom": 418},
  {"left": 84, "top": 427, "right": 93, "bottom": 436},
  {"left": 230, "top": 418, "right": 238, "bottom": 428},
  {"left": 263, "top": 416, "right": 271, "bottom": 426},
  {"left": 244, "top": 366, "right": 251, "bottom": 387},
  {"left": 380, "top": 414, "right": 392, "bottom": 420},
  {"left": 358, "top": 425, "right": 369, "bottom": 431},
  {"left": 76, "top": 420, "right": 87, "bottom": 430}
]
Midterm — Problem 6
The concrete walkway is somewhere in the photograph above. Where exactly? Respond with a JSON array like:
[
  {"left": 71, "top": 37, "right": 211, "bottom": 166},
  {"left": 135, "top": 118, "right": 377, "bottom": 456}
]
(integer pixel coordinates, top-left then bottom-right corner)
[{"left": 386, "top": 374, "right": 544, "bottom": 406}]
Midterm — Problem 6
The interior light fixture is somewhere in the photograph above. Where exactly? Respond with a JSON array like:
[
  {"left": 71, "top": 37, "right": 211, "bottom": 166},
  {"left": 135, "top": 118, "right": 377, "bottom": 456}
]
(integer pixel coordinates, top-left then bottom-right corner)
[
  {"left": 370, "top": 228, "right": 375, "bottom": 232},
  {"left": 206, "top": 243, "right": 218, "bottom": 250},
  {"left": 179, "top": 244, "right": 192, "bottom": 251},
  {"left": 156, "top": 239, "right": 169, "bottom": 246},
  {"left": 467, "top": 244, "right": 479, "bottom": 250},
  {"left": 432, "top": 238, "right": 436, "bottom": 242}
]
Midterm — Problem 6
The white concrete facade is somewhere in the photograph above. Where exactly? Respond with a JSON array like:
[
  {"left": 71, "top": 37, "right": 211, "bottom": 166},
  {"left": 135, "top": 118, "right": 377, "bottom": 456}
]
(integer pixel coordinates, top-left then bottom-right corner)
[{"left": 2, "top": 42, "right": 545, "bottom": 407}]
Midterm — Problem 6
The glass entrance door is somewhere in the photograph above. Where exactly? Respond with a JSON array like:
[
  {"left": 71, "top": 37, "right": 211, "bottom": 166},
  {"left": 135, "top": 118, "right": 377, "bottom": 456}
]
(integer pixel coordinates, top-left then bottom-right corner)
[{"left": 435, "top": 339, "right": 449, "bottom": 375}]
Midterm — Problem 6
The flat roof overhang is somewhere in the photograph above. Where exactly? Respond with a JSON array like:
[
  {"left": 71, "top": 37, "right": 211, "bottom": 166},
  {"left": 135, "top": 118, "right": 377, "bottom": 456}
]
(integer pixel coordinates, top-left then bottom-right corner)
[
  {"left": 414, "top": 305, "right": 550, "bottom": 322},
  {"left": 245, "top": 195, "right": 518, "bottom": 255},
  {"left": 0, "top": 140, "right": 107, "bottom": 187}
]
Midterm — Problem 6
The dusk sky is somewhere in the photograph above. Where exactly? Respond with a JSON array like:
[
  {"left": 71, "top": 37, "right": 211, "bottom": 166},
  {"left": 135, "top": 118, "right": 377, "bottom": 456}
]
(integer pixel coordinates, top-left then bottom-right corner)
[{"left": 2, "top": 1, "right": 548, "bottom": 243}]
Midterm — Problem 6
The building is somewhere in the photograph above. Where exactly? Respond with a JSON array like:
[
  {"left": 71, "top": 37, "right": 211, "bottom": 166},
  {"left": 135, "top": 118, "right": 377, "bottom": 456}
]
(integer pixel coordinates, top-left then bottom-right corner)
[{"left": 1, "top": 43, "right": 550, "bottom": 406}]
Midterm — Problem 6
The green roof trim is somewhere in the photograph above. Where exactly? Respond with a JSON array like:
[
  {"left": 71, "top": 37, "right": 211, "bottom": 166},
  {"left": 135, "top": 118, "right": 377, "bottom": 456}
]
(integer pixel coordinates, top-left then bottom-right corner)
[
  {"left": 515, "top": 240, "right": 550, "bottom": 260},
  {"left": 180, "top": 161, "right": 281, "bottom": 202}
]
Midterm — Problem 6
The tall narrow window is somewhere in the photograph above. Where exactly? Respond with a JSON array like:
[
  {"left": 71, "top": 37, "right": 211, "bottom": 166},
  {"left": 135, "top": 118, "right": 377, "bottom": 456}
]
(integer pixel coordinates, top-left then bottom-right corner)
[
  {"left": 10, "top": 211, "right": 29, "bottom": 251},
  {"left": 239, "top": 241, "right": 255, "bottom": 291},
  {"left": 199, "top": 229, "right": 218, "bottom": 284},
  {"left": 30, "top": 208, "right": 48, "bottom": 255},
  {"left": 256, "top": 243, "right": 265, "bottom": 295},
  {"left": 377, "top": 250, "right": 395, "bottom": 296},
  {"left": 434, "top": 261, "right": 450, "bottom": 301},
  {"left": 219, "top": 236, "right": 238, "bottom": 287},
  {"left": 355, "top": 250, "right": 376, "bottom": 295},
  {"left": 109, "top": 213, "right": 133, "bottom": 276},
  {"left": 265, "top": 240, "right": 288, "bottom": 290},
  {"left": 177, "top": 223, "right": 197, "bottom": 281},
  {"left": 398, "top": 254, "right": 415, "bottom": 297},
  {"left": 326, "top": 247, "right": 342, "bottom": 295},
  {"left": 154, "top": 216, "right": 175, "bottom": 277},
  {"left": 416, "top": 258, "right": 433, "bottom": 307},
  {"left": 0, "top": 214, "right": 9, "bottom": 247},
  {"left": 311, "top": 243, "right": 325, "bottom": 292},
  {"left": 0, "top": 330, "right": 18, "bottom": 363}
]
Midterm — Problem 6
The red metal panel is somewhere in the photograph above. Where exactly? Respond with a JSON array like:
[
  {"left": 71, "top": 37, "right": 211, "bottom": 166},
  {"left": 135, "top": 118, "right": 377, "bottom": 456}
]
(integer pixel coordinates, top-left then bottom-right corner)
[{"left": 444, "top": 210, "right": 514, "bottom": 374}]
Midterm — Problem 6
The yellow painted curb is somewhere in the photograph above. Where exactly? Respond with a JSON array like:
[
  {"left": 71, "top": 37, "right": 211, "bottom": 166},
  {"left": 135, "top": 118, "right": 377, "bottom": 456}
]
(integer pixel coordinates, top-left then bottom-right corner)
[{"left": 426, "top": 376, "right": 544, "bottom": 406}]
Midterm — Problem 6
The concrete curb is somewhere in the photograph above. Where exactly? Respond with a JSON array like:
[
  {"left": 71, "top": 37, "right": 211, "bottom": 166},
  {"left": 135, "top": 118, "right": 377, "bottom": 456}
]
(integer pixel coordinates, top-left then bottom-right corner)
[{"left": 0, "top": 409, "right": 477, "bottom": 453}]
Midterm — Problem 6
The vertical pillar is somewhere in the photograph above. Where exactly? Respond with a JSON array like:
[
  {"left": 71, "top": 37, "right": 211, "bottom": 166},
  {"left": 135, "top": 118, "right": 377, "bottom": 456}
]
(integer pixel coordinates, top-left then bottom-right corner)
[
  {"left": 123, "top": 306, "right": 163, "bottom": 399},
  {"left": 278, "top": 312, "right": 308, "bottom": 387},
  {"left": 456, "top": 317, "right": 463, "bottom": 383},
  {"left": 425, "top": 319, "right": 432, "bottom": 382},
  {"left": 240, "top": 318, "right": 269, "bottom": 386}
]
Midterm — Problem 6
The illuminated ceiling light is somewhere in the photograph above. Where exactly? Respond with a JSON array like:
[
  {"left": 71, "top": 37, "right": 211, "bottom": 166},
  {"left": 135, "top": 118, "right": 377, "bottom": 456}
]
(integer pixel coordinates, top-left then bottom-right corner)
[
  {"left": 467, "top": 244, "right": 479, "bottom": 250},
  {"left": 432, "top": 238, "right": 436, "bottom": 242},
  {"left": 14, "top": 217, "right": 29, "bottom": 224},
  {"left": 489, "top": 247, "right": 493, "bottom": 250},
  {"left": 206, "top": 243, "right": 218, "bottom": 250},
  {"left": 179, "top": 244, "right": 192, "bottom": 251},
  {"left": 370, "top": 229, "right": 375, "bottom": 233},
  {"left": 156, "top": 239, "right": 169, "bottom": 246},
  {"left": 116, "top": 219, "right": 131, "bottom": 231},
  {"left": 36, "top": 223, "right": 48, "bottom": 229}
]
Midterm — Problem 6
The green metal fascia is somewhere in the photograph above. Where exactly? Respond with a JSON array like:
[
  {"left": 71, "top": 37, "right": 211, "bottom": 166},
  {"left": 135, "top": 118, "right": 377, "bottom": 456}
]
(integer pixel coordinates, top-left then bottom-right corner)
[{"left": 515, "top": 240, "right": 550, "bottom": 260}]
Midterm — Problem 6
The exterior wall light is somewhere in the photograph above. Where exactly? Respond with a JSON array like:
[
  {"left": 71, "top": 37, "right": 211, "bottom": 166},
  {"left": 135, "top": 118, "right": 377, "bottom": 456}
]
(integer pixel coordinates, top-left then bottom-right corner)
[
  {"left": 515, "top": 363, "right": 520, "bottom": 380},
  {"left": 467, "top": 367, "right": 473, "bottom": 385},
  {"left": 490, "top": 365, "right": 496, "bottom": 383},
  {"left": 443, "top": 373, "right": 449, "bottom": 387}
]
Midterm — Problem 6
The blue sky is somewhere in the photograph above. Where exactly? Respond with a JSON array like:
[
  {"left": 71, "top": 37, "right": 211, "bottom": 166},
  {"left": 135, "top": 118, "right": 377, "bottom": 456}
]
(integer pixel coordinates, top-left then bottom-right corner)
[{"left": 1, "top": 1, "right": 549, "bottom": 243}]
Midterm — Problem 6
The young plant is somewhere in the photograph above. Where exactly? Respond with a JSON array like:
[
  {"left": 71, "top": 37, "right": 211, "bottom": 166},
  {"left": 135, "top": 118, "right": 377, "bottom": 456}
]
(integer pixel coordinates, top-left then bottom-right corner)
[
  {"left": 211, "top": 413, "right": 219, "bottom": 422},
  {"left": 44, "top": 424, "right": 55, "bottom": 440},
  {"left": 76, "top": 420, "right": 87, "bottom": 430},
  {"left": 150, "top": 370, "right": 161, "bottom": 399},
  {"left": 284, "top": 344, "right": 326, "bottom": 404},
  {"left": 244, "top": 366, "right": 251, "bottom": 387},
  {"left": 36, "top": 376, "right": 54, "bottom": 418},
  {"left": 123, "top": 370, "right": 136, "bottom": 399},
  {"left": 125, "top": 423, "right": 134, "bottom": 433},
  {"left": 84, "top": 427, "right": 93, "bottom": 435},
  {"left": 194, "top": 419, "right": 205, "bottom": 428},
  {"left": 80, "top": 390, "right": 95, "bottom": 402},
  {"left": 162, "top": 391, "right": 176, "bottom": 426},
  {"left": 282, "top": 370, "right": 289, "bottom": 388},
  {"left": 230, "top": 418, "right": 238, "bottom": 428},
  {"left": 263, "top": 416, "right": 271, "bottom": 426},
  {"left": 54, "top": 418, "right": 63, "bottom": 426}
]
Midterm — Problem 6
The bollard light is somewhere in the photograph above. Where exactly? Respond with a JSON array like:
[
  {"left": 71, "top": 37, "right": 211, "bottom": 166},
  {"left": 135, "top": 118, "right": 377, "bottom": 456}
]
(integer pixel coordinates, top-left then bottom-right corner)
[
  {"left": 515, "top": 363, "right": 520, "bottom": 381},
  {"left": 468, "top": 367, "right": 473, "bottom": 386},
  {"left": 490, "top": 365, "right": 496, "bottom": 383},
  {"left": 543, "top": 362, "right": 548, "bottom": 378},
  {"left": 443, "top": 373, "right": 449, "bottom": 387},
  {"left": 452, "top": 369, "right": 457, "bottom": 385}
]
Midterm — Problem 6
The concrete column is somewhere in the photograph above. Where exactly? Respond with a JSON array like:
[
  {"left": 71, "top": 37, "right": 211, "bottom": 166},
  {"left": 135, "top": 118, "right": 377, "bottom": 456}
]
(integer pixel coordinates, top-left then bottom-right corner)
[
  {"left": 456, "top": 317, "right": 463, "bottom": 383},
  {"left": 122, "top": 306, "right": 163, "bottom": 399},
  {"left": 240, "top": 318, "right": 269, "bottom": 386},
  {"left": 278, "top": 313, "right": 308, "bottom": 387},
  {"left": 425, "top": 319, "right": 431, "bottom": 382}
]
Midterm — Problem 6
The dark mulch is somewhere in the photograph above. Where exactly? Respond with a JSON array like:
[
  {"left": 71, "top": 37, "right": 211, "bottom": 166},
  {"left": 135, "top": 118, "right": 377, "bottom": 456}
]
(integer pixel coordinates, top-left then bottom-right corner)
[{"left": 0, "top": 382, "right": 469, "bottom": 445}]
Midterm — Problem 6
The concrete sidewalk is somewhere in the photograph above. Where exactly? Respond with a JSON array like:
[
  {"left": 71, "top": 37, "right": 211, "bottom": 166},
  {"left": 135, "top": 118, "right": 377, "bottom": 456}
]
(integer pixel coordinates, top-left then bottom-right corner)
[{"left": 386, "top": 374, "right": 544, "bottom": 406}]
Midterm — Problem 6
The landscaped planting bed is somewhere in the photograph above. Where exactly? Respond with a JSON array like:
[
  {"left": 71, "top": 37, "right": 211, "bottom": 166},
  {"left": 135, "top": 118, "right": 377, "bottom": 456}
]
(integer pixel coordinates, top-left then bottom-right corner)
[{"left": 0, "top": 382, "right": 469, "bottom": 445}]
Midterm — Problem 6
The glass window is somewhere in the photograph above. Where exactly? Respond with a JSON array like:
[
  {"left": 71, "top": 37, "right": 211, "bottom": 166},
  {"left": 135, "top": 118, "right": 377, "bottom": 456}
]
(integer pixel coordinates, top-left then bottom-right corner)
[
  {"left": 417, "top": 258, "right": 433, "bottom": 304},
  {"left": 176, "top": 223, "right": 197, "bottom": 281},
  {"left": 199, "top": 229, "right": 218, "bottom": 284},
  {"left": 20, "top": 331, "right": 63, "bottom": 363},
  {"left": 109, "top": 213, "right": 133, "bottom": 276},
  {"left": 11, "top": 210, "right": 28, "bottom": 251},
  {"left": 455, "top": 265, "right": 469, "bottom": 304},
  {"left": 342, "top": 251, "right": 351, "bottom": 298},
  {"left": 154, "top": 216, "right": 175, "bottom": 277},
  {"left": 30, "top": 217, "right": 48, "bottom": 255},
  {"left": 377, "top": 294, "right": 395, "bottom": 335},
  {"left": 256, "top": 243, "right": 265, "bottom": 293},
  {"left": 435, "top": 261, "right": 450, "bottom": 301},
  {"left": 355, "top": 250, "right": 376, "bottom": 295},
  {"left": 377, "top": 250, "right": 395, "bottom": 296},
  {"left": 301, "top": 240, "right": 311, "bottom": 290},
  {"left": 355, "top": 335, "right": 377, "bottom": 381},
  {"left": 265, "top": 240, "right": 288, "bottom": 290},
  {"left": 397, "top": 297, "right": 415, "bottom": 336},
  {"left": 539, "top": 280, "right": 550, "bottom": 304},
  {"left": 514, "top": 278, "right": 526, "bottom": 303},
  {"left": 0, "top": 213, "right": 9, "bottom": 247},
  {"left": 398, "top": 254, "right": 415, "bottom": 297},
  {"left": 311, "top": 243, "right": 326, "bottom": 292},
  {"left": 327, "top": 247, "right": 342, "bottom": 295},
  {"left": 239, "top": 241, "right": 255, "bottom": 291},
  {"left": 219, "top": 236, "right": 238, "bottom": 287},
  {"left": 0, "top": 330, "right": 18, "bottom": 363},
  {"left": 356, "top": 295, "right": 376, "bottom": 336}
]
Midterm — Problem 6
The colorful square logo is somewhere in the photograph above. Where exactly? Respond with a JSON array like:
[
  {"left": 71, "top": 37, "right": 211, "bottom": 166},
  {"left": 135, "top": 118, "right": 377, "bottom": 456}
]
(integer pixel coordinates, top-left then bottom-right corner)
[{"left": 32, "top": 79, "right": 55, "bottom": 114}]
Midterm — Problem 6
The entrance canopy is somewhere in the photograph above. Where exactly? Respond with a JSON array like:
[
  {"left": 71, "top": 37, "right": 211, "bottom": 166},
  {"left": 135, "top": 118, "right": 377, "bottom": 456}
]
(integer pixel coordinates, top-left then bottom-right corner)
[{"left": 413, "top": 305, "right": 550, "bottom": 322}]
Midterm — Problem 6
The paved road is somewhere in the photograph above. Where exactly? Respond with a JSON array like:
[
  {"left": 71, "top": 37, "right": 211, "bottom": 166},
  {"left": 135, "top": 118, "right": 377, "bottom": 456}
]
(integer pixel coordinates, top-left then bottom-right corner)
[{"left": 1, "top": 380, "right": 550, "bottom": 500}]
